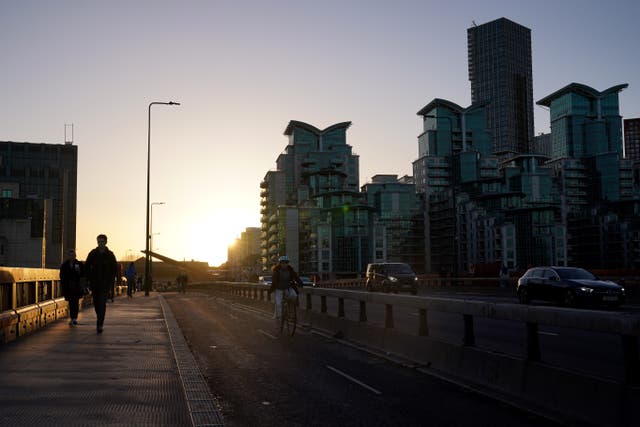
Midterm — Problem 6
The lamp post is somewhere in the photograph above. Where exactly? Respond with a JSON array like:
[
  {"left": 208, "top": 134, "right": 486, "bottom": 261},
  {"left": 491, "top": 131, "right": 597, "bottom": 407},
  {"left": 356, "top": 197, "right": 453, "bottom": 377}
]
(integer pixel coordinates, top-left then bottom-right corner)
[
  {"left": 149, "top": 201, "right": 165, "bottom": 286},
  {"left": 145, "top": 101, "right": 180, "bottom": 296}
]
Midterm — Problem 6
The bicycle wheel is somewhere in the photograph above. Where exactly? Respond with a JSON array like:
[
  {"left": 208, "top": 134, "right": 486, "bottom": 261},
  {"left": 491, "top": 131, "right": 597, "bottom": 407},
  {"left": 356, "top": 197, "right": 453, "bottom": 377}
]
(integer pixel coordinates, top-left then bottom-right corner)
[
  {"left": 280, "top": 302, "right": 288, "bottom": 335},
  {"left": 286, "top": 300, "right": 297, "bottom": 336}
]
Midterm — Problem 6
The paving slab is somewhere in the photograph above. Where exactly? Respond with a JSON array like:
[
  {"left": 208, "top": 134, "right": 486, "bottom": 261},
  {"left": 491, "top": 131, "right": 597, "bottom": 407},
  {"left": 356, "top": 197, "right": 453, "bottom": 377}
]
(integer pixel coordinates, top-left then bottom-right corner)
[{"left": 0, "top": 293, "right": 222, "bottom": 427}]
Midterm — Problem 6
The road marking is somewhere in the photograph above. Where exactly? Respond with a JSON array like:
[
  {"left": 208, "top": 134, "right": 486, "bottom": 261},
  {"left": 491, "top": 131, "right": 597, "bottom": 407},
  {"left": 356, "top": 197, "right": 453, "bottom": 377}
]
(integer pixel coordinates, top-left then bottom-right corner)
[
  {"left": 538, "top": 331, "right": 559, "bottom": 336},
  {"left": 258, "top": 329, "right": 278, "bottom": 340},
  {"left": 326, "top": 365, "right": 382, "bottom": 395}
]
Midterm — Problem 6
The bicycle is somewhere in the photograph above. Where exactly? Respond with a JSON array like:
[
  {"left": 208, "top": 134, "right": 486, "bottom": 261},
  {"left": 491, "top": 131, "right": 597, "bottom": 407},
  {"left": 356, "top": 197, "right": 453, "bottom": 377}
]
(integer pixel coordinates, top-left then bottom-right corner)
[{"left": 280, "top": 290, "right": 297, "bottom": 336}]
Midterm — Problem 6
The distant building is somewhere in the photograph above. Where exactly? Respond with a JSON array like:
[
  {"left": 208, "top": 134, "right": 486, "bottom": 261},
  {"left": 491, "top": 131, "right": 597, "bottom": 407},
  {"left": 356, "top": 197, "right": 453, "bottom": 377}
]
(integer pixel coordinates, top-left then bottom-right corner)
[
  {"left": 537, "top": 83, "right": 639, "bottom": 268},
  {"left": 260, "top": 121, "right": 370, "bottom": 279},
  {"left": 624, "top": 118, "right": 640, "bottom": 163},
  {"left": 227, "top": 227, "right": 261, "bottom": 281},
  {"left": 532, "top": 133, "right": 551, "bottom": 157},
  {"left": 468, "top": 17, "right": 534, "bottom": 156},
  {"left": 0, "top": 140, "right": 77, "bottom": 268},
  {"left": 361, "top": 175, "right": 424, "bottom": 272}
]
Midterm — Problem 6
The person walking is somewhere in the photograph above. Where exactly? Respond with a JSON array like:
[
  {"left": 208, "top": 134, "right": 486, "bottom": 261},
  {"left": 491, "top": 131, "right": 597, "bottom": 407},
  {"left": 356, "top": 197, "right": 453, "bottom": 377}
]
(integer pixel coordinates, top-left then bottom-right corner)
[
  {"left": 85, "top": 234, "right": 118, "bottom": 334},
  {"left": 60, "top": 249, "right": 84, "bottom": 326},
  {"left": 176, "top": 272, "right": 188, "bottom": 294},
  {"left": 125, "top": 262, "right": 137, "bottom": 298},
  {"left": 269, "top": 255, "right": 302, "bottom": 332}
]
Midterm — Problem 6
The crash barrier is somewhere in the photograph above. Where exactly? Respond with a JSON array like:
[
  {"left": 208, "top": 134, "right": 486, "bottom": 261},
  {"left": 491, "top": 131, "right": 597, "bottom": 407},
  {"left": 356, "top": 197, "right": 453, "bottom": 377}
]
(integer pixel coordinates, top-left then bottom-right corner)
[
  {"left": 317, "top": 275, "right": 640, "bottom": 292},
  {"left": 0, "top": 267, "right": 127, "bottom": 344},
  {"left": 202, "top": 281, "right": 639, "bottom": 427}
]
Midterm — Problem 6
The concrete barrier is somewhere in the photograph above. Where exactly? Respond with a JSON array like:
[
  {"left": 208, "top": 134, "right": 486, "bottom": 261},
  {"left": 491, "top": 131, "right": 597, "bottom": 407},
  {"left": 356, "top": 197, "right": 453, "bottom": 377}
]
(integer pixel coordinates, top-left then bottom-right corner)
[
  {"left": 0, "top": 309, "right": 18, "bottom": 344},
  {"left": 206, "top": 281, "right": 640, "bottom": 427},
  {"left": 16, "top": 304, "right": 41, "bottom": 337}
]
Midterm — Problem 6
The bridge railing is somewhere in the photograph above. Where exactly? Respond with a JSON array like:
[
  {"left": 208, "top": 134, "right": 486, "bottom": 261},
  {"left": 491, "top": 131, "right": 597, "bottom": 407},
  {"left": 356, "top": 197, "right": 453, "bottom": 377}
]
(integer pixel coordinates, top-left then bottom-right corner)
[
  {"left": 201, "top": 281, "right": 639, "bottom": 427},
  {"left": 0, "top": 267, "right": 127, "bottom": 344}
]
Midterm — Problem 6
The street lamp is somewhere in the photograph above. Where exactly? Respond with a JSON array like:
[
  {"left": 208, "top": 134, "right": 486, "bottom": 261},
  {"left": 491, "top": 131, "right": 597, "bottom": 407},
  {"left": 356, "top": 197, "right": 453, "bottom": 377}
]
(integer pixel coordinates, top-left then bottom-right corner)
[
  {"left": 145, "top": 101, "right": 180, "bottom": 296},
  {"left": 150, "top": 201, "right": 165, "bottom": 286}
]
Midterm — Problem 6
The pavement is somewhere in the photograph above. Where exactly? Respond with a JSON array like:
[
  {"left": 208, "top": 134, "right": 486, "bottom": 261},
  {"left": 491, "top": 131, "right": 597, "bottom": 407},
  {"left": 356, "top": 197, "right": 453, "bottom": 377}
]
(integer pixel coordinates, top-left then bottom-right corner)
[{"left": 0, "top": 293, "right": 223, "bottom": 427}]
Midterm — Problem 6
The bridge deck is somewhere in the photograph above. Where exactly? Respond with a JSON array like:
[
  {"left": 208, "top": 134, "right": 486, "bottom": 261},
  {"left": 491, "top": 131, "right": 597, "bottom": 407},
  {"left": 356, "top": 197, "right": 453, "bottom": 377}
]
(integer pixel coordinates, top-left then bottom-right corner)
[{"left": 0, "top": 293, "right": 221, "bottom": 426}]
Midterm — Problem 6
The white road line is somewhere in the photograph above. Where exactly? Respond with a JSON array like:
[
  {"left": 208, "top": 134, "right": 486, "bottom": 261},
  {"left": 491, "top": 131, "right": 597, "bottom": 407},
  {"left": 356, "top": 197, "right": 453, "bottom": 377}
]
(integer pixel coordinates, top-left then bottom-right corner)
[
  {"left": 538, "top": 331, "right": 559, "bottom": 336},
  {"left": 258, "top": 329, "right": 278, "bottom": 340},
  {"left": 326, "top": 365, "right": 382, "bottom": 395}
]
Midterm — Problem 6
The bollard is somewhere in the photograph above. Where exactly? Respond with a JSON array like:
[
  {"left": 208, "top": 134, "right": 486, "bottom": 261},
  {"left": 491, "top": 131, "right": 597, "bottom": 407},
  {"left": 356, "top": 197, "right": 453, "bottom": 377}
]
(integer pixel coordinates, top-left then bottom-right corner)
[
  {"left": 338, "top": 298, "right": 344, "bottom": 318},
  {"left": 385, "top": 304, "right": 394, "bottom": 328},
  {"left": 321, "top": 296, "right": 327, "bottom": 313},
  {"left": 463, "top": 314, "right": 475, "bottom": 346},
  {"left": 306, "top": 293, "right": 312, "bottom": 311},
  {"left": 359, "top": 301, "right": 367, "bottom": 322},
  {"left": 418, "top": 308, "right": 429, "bottom": 336},
  {"left": 526, "top": 322, "right": 541, "bottom": 361}
]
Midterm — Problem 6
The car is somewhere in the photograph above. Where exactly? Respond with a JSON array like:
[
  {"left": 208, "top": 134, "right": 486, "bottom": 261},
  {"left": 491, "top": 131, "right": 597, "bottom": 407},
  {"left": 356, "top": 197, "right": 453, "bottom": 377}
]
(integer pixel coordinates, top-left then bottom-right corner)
[
  {"left": 258, "top": 275, "right": 272, "bottom": 286},
  {"left": 299, "top": 276, "right": 315, "bottom": 287},
  {"left": 516, "top": 266, "right": 625, "bottom": 307},
  {"left": 365, "top": 262, "right": 418, "bottom": 295}
]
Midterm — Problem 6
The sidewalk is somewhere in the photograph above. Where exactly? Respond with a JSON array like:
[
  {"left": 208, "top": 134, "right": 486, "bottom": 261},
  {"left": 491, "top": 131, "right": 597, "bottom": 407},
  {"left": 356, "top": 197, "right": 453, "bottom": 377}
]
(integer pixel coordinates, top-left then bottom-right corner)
[{"left": 0, "top": 293, "right": 222, "bottom": 427}]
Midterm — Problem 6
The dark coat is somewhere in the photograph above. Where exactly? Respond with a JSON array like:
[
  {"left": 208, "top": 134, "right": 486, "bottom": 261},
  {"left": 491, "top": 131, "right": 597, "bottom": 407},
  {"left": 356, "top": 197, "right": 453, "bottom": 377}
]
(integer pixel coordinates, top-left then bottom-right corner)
[
  {"left": 85, "top": 247, "right": 118, "bottom": 292},
  {"left": 270, "top": 263, "right": 301, "bottom": 292},
  {"left": 60, "top": 259, "right": 84, "bottom": 300}
]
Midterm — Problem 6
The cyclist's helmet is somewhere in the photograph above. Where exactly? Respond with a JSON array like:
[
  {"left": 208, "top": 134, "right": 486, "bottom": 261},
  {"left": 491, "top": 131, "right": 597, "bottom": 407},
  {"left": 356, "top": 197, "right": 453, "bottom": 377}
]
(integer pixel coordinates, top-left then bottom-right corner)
[{"left": 278, "top": 255, "right": 290, "bottom": 263}]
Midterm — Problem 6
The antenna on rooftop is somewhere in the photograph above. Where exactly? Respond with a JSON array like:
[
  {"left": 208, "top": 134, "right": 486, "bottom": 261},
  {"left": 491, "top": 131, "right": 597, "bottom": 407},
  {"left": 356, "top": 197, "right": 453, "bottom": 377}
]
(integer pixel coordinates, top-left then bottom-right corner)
[
  {"left": 472, "top": 20, "right": 477, "bottom": 27},
  {"left": 64, "top": 123, "right": 74, "bottom": 145}
]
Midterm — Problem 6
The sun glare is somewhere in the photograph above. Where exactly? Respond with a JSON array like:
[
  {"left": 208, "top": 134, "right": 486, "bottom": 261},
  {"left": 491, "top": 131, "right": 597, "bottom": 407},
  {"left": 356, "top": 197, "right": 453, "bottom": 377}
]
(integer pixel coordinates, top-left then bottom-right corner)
[{"left": 184, "top": 209, "right": 258, "bottom": 267}]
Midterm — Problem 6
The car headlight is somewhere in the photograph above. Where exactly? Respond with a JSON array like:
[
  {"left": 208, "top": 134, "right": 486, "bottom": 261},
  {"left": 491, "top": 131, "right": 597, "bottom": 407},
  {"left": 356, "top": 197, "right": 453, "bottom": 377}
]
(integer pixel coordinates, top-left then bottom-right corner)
[
  {"left": 389, "top": 276, "right": 398, "bottom": 282},
  {"left": 578, "top": 287, "right": 593, "bottom": 293},
  {"left": 621, "top": 287, "right": 626, "bottom": 294},
  {"left": 414, "top": 276, "right": 419, "bottom": 282}
]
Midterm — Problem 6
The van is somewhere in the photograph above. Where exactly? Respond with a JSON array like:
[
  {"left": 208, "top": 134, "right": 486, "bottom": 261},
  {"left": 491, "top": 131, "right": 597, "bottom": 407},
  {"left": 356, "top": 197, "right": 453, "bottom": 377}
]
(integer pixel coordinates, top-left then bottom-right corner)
[{"left": 365, "top": 263, "right": 418, "bottom": 295}]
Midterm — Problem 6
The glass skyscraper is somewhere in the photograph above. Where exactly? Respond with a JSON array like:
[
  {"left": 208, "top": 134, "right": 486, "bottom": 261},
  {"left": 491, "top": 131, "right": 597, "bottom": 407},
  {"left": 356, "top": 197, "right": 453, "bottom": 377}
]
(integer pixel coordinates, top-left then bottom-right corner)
[{"left": 468, "top": 17, "right": 534, "bottom": 156}]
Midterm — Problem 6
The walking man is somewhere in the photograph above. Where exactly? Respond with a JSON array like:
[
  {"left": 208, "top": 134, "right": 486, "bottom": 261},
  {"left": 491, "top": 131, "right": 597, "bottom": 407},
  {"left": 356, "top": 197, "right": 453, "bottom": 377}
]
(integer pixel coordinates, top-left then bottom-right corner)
[{"left": 85, "top": 234, "right": 118, "bottom": 334}]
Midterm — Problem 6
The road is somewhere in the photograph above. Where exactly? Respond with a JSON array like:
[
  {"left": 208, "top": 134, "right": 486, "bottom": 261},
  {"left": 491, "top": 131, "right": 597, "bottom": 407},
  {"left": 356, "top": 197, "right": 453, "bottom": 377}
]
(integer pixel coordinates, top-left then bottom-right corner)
[{"left": 165, "top": 292, "right": 558, "bottom": 427}]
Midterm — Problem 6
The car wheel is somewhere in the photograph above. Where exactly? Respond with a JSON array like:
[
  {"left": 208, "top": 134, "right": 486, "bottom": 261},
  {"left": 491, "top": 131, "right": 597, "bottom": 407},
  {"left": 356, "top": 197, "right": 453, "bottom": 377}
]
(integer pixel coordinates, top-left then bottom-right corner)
[
  {"left": 366, "top": 281, "right": 373, "bottom": 292},
  {"left": 382, "top": 281, "right": 390, "bottom": 293},
  {"left": 410, "top": 288, "right": 417, "bottom": 296},
  {"left": 518, "top": 287, "right": 530, "bottom": 304},
  {"left": 562, "top": 289, "right": 575, "bottom": 307}
]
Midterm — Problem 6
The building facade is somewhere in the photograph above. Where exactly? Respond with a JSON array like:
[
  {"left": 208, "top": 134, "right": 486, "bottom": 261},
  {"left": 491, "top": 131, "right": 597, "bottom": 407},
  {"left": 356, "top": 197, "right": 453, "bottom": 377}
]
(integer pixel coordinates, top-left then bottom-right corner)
[
  {"left": 361, "top": 175, "right": 424, "bottom": 273},
  {"left": 468, "top": 17, "right": 534, "bottom": 156},
  {"left": 624, "top": 118, "right": 640, "bottom": 163},
  {"left": 260, "top": 121, "right": 372, "bottom": 279},
  {"left": 0, "top": 140, "right": 77, "bottom": 268}
]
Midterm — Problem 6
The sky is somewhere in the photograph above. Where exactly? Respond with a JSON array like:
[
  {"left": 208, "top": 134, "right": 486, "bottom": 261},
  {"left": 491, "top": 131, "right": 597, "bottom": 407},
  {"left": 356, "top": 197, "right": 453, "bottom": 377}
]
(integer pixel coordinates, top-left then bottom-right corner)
[{"left": 1, "top": 0, "right": 639, "bottom": 266}]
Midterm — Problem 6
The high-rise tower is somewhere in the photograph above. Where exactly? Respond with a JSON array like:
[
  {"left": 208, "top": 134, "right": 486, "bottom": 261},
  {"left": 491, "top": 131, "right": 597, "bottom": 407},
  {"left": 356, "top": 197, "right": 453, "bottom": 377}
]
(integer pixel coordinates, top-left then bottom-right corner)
[{"left": 468, "top": 17, "right": 534, "bottom": 155}]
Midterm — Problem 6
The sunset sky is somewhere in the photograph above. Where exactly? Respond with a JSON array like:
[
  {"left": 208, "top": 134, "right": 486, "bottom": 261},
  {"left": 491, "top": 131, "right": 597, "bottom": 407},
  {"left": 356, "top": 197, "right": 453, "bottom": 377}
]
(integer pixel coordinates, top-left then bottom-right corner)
[{"left": 1, "top": 0, "right": 639, "bottom": 266}]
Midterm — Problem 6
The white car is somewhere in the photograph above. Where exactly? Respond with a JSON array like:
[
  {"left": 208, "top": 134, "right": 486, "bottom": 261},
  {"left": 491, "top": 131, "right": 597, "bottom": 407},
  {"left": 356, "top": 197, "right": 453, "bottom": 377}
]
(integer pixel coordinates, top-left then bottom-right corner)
[
  {"left": 258, "top": 275, "right": 272, "bottom": 286},
  {"left": 299, "top": 276, "right": 315, "bottom": 287}
]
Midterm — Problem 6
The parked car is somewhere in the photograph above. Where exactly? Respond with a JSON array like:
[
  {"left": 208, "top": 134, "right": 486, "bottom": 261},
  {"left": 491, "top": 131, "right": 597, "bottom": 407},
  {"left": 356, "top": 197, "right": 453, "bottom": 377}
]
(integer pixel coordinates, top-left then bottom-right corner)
[
  {"left": 516, "top": 266, "right": 625, "bottom": 307},
  {"left": 365, "top": 262, "right": 418, "bottom": 295},
  {"left": 299, "top": 276, "right": 315, "bottom": 287},
  {"left": 258, "top": 275, "right": 272, "bottom": 286}
]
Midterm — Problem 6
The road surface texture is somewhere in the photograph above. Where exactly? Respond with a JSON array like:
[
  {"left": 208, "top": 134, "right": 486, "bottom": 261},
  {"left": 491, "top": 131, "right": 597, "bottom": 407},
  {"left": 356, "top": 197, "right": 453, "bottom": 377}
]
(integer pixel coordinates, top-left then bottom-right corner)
[{"left": 165, "top": 291, "right": 558, "bottom": 427}]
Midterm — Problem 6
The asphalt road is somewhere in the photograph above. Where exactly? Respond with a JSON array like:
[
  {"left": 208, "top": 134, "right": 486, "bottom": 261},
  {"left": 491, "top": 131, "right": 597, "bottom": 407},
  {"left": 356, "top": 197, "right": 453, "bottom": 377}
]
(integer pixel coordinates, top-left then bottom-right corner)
[{"left": 165, "top": 292, "right": 558, "bottom": 427}]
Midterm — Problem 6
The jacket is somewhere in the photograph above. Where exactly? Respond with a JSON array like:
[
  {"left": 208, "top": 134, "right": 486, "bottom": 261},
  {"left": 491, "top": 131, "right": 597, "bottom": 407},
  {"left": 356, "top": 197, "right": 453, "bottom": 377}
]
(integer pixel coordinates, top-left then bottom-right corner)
[
  {"left": 85, "top": 247, "right": 118, "bottom": 292},
  {"left": 60, "top": 259, "right": 84, "bottom": 300},
  {"left": 270, "top": 263, "right": 301, "bottom": 292}
]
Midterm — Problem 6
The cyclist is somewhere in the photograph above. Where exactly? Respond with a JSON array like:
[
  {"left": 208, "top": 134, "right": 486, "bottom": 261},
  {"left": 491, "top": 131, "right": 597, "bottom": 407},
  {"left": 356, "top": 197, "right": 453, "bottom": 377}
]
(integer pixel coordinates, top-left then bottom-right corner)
[{"left": 269, "top": 255, "right": 302, "bottom": 330}]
